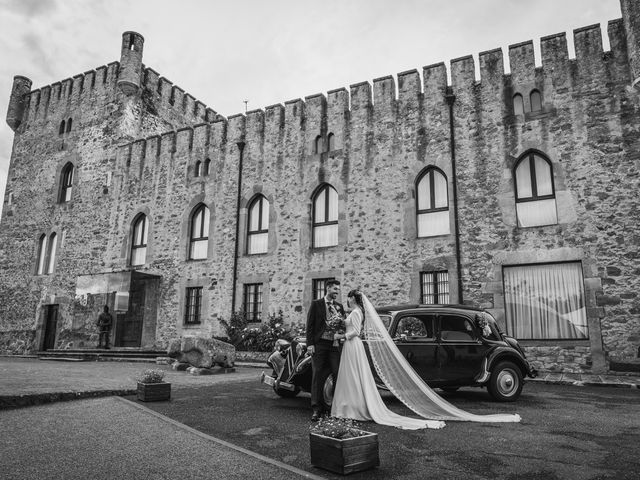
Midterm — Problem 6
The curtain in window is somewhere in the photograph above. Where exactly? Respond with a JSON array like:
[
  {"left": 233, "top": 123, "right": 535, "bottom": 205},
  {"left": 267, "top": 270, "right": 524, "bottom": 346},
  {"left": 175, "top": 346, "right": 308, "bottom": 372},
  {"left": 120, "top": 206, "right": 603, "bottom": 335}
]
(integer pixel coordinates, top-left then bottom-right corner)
[
  {"left": 516, "top": 199, "right": 557, "bottom": 227},
  {"left": 513, "top": 94, "right": 525, "bottom": 115},
  {"left": 503, "top": 262, "right": 588, "bottom": 340},
  {"left": 190, "top": 206, "right": 209, "bottom": 259},
  {"left": 313, "top": 186, "right": 338, "bottom": 247},
  {"left": 248, "top": 197, "right": 269, "bottom": 254},
  {"left": 36, "top": 235, "right": 47, "bottom": 275},
  {"left": 46, "top": 233, "right": 58, "bottom": 274},
  {"left": 131, "top": 215, "right": 148, "bottom": 266},
  {"left": 417, "top": 169, "right": 450, "bottom": 237},
  {"left": 515, "top": 154, "right": 557, "bottom": 227}
]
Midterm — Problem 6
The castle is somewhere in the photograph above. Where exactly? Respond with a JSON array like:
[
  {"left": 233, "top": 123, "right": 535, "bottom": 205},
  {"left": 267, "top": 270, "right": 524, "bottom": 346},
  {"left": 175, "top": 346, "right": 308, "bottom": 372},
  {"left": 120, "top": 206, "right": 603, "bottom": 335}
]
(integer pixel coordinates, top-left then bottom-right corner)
[{"left": 1, "top": 1, "right": 639, "bottom": 374}]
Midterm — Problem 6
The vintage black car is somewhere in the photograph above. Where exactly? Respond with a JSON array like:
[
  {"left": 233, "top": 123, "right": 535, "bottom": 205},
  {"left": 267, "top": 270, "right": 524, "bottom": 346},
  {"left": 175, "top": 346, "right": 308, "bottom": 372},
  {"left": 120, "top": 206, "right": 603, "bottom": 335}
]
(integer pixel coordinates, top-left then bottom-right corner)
[{"left": 261, "top": 304, "right": 537, "bottom": 403}]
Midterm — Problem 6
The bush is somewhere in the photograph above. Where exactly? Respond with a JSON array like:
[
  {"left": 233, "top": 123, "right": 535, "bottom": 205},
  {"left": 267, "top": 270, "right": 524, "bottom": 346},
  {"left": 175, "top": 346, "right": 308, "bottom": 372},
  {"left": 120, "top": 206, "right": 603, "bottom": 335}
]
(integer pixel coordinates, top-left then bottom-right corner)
[{"left": 219, "top": 310, "right": 305, "bottom": 352}]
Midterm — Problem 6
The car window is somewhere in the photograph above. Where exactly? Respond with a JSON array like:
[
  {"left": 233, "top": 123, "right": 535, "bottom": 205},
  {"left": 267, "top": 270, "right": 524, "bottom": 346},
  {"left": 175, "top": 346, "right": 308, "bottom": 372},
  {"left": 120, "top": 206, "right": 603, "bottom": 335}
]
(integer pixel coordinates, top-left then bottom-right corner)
[
  {"left": 440, "top": 314, "right": 476, "bottom": 341},
  {"left": 394, "top": 315, "right": 435, "bottom": 340},
  {"left": 378, "top": 314, "right": 391, "bottom": 330}
]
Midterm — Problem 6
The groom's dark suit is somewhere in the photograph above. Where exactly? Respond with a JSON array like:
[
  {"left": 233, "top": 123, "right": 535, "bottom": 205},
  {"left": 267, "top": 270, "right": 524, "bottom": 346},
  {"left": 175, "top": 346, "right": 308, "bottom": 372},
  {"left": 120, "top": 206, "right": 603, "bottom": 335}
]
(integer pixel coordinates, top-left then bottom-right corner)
[{"left": 306, "top": 297, "right": 345, "bottom": 413}]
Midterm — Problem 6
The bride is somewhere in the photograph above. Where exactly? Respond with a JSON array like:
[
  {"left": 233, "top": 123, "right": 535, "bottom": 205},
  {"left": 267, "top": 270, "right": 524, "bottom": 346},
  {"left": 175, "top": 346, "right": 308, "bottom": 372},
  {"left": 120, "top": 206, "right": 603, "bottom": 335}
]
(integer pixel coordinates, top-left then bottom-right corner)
[{"left": 330, "top": 290, "right": 521, "bottom": 429}]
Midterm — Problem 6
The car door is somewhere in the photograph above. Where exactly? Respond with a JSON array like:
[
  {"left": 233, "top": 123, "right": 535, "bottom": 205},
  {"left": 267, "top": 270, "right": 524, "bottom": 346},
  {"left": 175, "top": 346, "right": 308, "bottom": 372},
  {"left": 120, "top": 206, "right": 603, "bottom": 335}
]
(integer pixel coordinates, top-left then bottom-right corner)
[
  {"left": 392, "top": 313, "right": 440, "bottom": 382},
  {"left": 437, "top": 313, "right": 490, "bottom": 384}
]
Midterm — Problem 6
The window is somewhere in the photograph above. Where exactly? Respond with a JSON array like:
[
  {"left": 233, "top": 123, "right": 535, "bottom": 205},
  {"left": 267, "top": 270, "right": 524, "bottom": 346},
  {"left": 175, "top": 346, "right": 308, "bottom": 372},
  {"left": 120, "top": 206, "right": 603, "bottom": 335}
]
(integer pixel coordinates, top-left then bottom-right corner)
[
  {"left": 530, "top": 90, "right": 542, "bottom": 112},
  {"left": 514, "top": 151, "right": 557, "bottom": 227},
  {"left": 513, "top": 94, "right": 525, "bottom": 116},
  {"left": 46, "top": 233, "right": 58, "bottom": 274},
  {"left": 440, "top": 315, "right": 475, "bottom": 342},
  {"left": 194, "top": 161, "right": 202, "bottom": 178},
  {"left": 395, "top": 315, "right": 435, "bottom": 339},
  {"left": 203, "top": 158, "right": 211, "bottom": 176},
  {"left": 420, "top": 271, "right": 450, "bottom": 304},
  {"left": 36, "top": 234, "right": 47, "bottom": 275},
  {"left": 314, "top": 135, "right": 323, "bottom": 154},
  {"left": 503, "top": 262, "right": 588, "bottom": 340},
  {"left": 130, "top": 214, "right": 148, "bottom": 266},
  {"left": 66, "top": 118, "right": 73, "bottom": 133},
  {"left": 59, "top": 163, "right": 74, "bottom": 203},
  {"left": 312, "top": 184, "right": 338, "bottom": 248},
  {"left": 244, "top": 283, "right": 263, "bottom": 322},
  {"left": 189, "top": 204, "right": 209, "bottom": 260},
  {"left": 416, "top": 168, "right": 450, "bottom": 237},
  {"left": 327, "top": 132, "right": 335, "bottom": 151},
  {"left": 184, "top": 287, "right": 203, "bottom": 325},
  {"left": 59, "top": 120, "right": 65, "bottom": 136},
  {"left": 247, "top": 195, "right": 269, "bottom": 254},
  {"left": 312, "top": 278, "right": 335, "bottom": 300}
]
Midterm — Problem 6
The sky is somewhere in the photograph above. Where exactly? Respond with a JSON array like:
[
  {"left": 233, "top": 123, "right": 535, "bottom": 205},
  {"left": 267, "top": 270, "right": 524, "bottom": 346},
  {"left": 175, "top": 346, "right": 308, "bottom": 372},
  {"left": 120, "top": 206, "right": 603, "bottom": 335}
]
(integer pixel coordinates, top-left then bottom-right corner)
[{"left": 0, "top": 0, "right": 623, "bottom": 211}]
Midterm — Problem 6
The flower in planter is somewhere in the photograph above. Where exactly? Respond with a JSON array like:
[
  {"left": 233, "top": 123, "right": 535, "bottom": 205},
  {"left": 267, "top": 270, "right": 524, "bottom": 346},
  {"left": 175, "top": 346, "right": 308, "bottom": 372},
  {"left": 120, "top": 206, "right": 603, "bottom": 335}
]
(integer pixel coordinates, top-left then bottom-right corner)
[
  {"left": 136, "top": 369, "right": 166, "bottom": 384},
  {"left": 309, "top": 416, "right": 369, "bottom": 440}
]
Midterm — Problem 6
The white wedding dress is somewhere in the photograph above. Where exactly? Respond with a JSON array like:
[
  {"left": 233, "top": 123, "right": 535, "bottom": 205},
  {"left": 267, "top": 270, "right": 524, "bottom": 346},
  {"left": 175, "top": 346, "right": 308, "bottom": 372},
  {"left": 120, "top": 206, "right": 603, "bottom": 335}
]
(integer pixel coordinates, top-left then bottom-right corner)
[
  {"left": 331, "top": 294, "right": 521, "bottom": 427},
  {"left": 331, "top": 308, "right": 445, "bottom": 430}
]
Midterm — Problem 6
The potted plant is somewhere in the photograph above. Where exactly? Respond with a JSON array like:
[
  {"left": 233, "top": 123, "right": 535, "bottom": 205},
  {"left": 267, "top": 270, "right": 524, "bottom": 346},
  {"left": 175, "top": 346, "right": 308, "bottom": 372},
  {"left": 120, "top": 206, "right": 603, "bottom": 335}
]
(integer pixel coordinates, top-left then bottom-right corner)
[
  {"left": 136, "top": 369, "right": 171, "bottom": 402},
  {"left": 309, "top": 416, "right": 379, "bottom": 475}
]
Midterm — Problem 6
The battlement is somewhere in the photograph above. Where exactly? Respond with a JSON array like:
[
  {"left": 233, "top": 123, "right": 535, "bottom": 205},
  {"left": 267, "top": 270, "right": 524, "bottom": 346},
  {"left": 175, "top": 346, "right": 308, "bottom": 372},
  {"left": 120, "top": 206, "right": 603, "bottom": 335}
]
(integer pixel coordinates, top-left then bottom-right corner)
[
  {"left": 112, "top": 15, "right": 632, "bottom": 169},
  {"left": 18, "top": 62, "right": 218, "bottom": 129}
]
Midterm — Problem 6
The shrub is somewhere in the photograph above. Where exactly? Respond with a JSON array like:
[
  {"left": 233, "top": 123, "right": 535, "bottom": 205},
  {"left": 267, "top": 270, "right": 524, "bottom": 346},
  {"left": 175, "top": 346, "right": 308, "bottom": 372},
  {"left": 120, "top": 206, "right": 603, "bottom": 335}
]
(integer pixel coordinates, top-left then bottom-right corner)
[
  {"left": 136, "top": 369, "right": 165, "bottom": 384},
  {"left": 219, "top": 310, "right": 305, "bottom": 352}
]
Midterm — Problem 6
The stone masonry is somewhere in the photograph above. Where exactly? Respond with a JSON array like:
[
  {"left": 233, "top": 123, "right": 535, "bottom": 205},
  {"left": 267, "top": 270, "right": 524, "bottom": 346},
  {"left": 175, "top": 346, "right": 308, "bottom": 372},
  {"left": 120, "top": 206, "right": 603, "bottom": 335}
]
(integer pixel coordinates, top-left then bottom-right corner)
[{"left": 1, "top": 4, "right": 640, "bottom": 374}]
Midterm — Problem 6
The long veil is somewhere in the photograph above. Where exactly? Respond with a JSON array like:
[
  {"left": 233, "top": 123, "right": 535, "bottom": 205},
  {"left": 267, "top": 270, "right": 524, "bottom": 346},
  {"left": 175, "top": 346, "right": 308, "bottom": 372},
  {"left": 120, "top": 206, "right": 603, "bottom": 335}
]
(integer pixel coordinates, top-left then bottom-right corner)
[{"left": 361, "top": 294, "right": 521, "bottom": 423}]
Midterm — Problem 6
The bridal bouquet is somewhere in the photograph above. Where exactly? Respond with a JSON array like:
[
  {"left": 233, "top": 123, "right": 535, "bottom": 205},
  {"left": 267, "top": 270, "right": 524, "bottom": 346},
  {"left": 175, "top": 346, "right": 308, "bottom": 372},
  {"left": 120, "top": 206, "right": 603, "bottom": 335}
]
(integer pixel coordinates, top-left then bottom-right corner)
[{"left": 326, "top": 312, "right": 346, "bottom": 347}]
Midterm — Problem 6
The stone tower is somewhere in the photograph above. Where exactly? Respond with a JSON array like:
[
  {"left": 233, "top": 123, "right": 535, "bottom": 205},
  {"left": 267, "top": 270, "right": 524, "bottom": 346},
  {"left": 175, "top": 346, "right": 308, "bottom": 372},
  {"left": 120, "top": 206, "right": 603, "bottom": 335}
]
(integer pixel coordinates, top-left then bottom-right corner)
[
  {"left": 117, "top": 31, "right": 144, "bottom": 95},
  {"left": 621, "top": 0, "right": 640, "bottom": 89},
  {"left": 5, "top": 75, "right": 32, "bottom": 131}
]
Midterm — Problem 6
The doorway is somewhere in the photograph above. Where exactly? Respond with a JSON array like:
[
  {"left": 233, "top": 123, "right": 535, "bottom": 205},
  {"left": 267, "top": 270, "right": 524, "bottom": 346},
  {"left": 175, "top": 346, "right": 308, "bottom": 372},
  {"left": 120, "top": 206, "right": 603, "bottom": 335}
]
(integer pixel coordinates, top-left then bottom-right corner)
[{"left": 42, "top": 304, "right": 59, "bottom": 351}]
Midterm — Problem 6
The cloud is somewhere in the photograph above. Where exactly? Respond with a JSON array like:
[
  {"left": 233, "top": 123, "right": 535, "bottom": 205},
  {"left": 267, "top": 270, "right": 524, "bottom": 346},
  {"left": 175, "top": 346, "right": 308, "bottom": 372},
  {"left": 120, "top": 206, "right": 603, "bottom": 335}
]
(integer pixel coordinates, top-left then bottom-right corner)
[{"left": 1, "top": 0, "right": 57, "bottom": 18}]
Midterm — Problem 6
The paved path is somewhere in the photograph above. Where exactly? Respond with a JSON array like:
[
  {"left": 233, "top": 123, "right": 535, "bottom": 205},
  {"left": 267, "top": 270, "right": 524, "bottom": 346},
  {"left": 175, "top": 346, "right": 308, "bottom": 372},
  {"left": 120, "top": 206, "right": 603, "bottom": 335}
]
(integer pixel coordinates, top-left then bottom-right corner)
[{"left": 0, "top": 396, "right": 323, "bottom": 480}]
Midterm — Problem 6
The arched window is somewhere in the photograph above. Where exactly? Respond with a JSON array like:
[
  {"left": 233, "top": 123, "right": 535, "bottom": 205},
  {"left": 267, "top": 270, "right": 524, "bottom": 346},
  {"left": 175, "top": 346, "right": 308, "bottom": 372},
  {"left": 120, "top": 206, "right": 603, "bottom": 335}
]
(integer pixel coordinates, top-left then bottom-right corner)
[
  {"left": 416, "top": 168, "right": 450, "bottom": 237},
  {"left": 66, "top": 118, "right": 72, "bottom": 133},
  {"left": 513, "top": 94, "right": 525, "bottom": 116},
  {"left": 247, "top": 195, "right": 269, "bottom": 254},
  {"left": 59, "top": 120, "right": 65, "bottom": 136},
  {"left": 46, "top": 233, "right": 58, "bottom": 274},
  {"left": 203, "top": 158, "right": 211, "bottom": 176},
  {"left": 36, "top": 234, "right": 47, "bottom": 275},
  {"left": 327, "top": 132, "right": 335, "bottom": 152},
  {"left": 314, "top": 135, "right": 323, "bottom": 154},
  {"left": 514, "top": 151, "right": 557, "bottom": 227},
  {"left": 130, "top": 214, "right": 148, "bottom": 266},
  {"left": 312, "top": 184, "right": 338, "bottom": 248},
  {"left": 194, "top": 161, "right": 202, "bottom": 178},
  {"left": 59, "top": 163, "right": 74, "bottom": 203},
  {"left": 530, "top": 90, "right": 542, "bottom": 112},
  {"left": 189, "top": 204, "right": 210, "bottom": 260}
]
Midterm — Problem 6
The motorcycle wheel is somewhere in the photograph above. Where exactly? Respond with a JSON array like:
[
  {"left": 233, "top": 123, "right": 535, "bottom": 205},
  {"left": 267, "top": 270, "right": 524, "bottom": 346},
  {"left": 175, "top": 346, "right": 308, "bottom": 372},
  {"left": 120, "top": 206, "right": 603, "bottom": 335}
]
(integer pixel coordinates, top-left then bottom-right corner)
[
  {"left": 322, "top": 374, "right": 334, "bottom": 408},
  {"left": 273, "top": 385, "right": 301, "bottom": 398}
]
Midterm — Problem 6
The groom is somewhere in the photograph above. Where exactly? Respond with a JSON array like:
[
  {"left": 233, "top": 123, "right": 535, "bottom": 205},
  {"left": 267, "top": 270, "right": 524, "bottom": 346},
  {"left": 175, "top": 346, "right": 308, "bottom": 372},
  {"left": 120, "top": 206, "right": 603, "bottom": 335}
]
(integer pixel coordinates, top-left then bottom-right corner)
[{"left": 306, "top": 279, "right": 345, "bottom": 421}]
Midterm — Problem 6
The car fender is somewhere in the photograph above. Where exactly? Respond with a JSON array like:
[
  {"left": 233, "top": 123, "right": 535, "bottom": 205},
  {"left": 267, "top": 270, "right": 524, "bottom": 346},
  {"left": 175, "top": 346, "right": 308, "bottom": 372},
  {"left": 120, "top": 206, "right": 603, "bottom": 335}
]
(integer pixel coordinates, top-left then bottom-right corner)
[{"left": 485, "top": 346, "right": 531, "bottom": 378}]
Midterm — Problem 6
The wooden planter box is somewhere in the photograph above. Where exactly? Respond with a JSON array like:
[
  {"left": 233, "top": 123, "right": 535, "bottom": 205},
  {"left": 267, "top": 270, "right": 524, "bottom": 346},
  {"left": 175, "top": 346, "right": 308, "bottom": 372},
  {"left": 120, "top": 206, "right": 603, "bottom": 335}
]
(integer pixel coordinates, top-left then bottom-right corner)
[
  {"left": 137, "top": 382, "right": 171, "bottom": 402},
  {"left": 310, "top": 431, "right": 379, "bottom": 475}
]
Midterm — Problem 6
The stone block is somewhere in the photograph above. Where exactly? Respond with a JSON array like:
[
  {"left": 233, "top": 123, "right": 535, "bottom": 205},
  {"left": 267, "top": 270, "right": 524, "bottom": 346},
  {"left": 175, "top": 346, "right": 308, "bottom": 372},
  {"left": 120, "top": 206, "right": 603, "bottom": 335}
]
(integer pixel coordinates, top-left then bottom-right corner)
[{"left": 167, "top": 336, "right": 235, "bottom": 368}]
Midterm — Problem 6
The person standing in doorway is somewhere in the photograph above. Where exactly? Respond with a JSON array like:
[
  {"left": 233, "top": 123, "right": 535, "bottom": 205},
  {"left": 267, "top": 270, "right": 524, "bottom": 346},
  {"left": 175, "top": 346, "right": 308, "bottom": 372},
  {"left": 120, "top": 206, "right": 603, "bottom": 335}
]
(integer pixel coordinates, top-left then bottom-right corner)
[
  {"left": 96, "top": 305, "right": 113, "bottom": 349},
  {"left": 306, "top": 279, "right": 345, "bottom": 421}
]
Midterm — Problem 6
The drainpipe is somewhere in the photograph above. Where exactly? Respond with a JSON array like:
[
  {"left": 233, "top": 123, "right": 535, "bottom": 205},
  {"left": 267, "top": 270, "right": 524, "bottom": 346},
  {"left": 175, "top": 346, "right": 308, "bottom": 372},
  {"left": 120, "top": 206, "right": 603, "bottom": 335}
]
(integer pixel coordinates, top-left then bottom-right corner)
[
  {"left": 445, "top": 87, "right": 463, "bottom": 304},
  {"left": 231, "top": 141, "right": 245, "bottom": 316}
]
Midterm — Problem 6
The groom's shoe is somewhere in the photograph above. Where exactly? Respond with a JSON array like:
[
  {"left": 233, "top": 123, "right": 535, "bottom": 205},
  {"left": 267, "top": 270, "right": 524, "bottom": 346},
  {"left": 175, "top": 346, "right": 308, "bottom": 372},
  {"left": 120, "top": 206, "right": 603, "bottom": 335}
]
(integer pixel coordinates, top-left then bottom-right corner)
[{"left": 311, "top": 410, "right": 321, "bottom": 422}]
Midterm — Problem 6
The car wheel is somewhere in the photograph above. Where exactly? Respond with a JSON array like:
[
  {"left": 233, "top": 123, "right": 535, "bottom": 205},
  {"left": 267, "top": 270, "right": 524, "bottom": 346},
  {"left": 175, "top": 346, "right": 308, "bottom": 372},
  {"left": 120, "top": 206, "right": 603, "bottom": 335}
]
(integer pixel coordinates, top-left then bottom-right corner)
[
  {"left": 322, "top": 374, "right": 334, "bottom": 408},
  {"left": 488, "top": 361, "right": 523, "bottom": 402}
]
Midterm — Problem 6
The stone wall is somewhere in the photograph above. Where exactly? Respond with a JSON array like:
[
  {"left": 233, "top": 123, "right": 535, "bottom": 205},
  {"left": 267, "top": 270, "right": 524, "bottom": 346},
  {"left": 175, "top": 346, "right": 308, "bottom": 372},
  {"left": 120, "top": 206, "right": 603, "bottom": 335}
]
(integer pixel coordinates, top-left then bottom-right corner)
[{"left": 1, "top": 10, "right": 639, "bottom": 372}]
